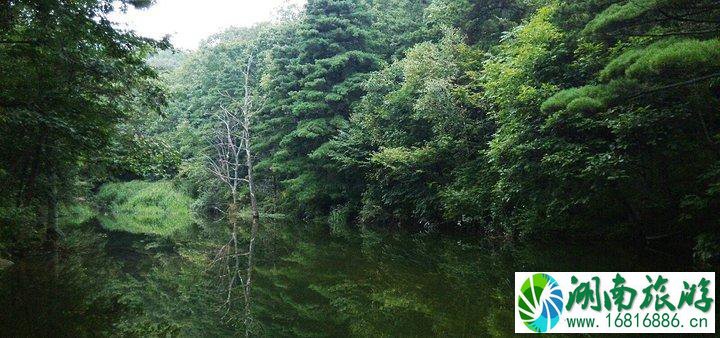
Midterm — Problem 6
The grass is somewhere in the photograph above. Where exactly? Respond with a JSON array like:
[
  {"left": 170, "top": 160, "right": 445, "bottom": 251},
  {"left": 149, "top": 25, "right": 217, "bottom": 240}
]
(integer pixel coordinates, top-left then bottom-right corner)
[{"left": 96, "top": 181, "right": 195, "bottom": 237}]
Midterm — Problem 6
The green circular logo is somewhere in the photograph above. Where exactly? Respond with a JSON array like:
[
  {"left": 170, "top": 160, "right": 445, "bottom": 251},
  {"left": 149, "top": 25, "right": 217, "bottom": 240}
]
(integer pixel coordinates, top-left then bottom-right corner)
[{"left": 518, "top": 273, "right": 564, "bottom": 333}]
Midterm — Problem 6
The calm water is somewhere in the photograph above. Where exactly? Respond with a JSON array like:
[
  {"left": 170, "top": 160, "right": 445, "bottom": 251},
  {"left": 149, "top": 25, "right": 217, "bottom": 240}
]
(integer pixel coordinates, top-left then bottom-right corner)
[{"left": 0, "top": 218, "right": 694, "bottom": 337}]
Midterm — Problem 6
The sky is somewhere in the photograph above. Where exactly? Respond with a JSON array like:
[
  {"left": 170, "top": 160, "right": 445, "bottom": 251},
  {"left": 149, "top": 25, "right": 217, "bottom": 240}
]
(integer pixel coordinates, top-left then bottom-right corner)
[{"left": 109, "top": 0, "right": 305, "bottom": 50}]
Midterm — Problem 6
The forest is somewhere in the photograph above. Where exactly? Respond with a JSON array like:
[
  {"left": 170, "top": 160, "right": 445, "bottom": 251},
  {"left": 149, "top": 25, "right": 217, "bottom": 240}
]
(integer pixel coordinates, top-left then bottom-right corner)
[{"left": 1, "top": 0, "right": 719, "bottom": 336}]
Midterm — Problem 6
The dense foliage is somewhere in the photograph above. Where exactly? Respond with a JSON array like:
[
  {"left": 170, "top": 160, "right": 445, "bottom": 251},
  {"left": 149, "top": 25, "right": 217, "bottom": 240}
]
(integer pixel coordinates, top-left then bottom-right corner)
[
  {"left": 2, "top": 0, "right": 720, "bottom": 336},
  {"left": 8, "top": 0, "right": 710, "bottom": 245},
  {"left": 2, "top": 0, "right": 719, "bottom": 262},
  {"left": 0, "top": 0, "right": 167, "bottom": 255},
  {"left": 152, "top": 0, "right": 720, "bottom": 245}
]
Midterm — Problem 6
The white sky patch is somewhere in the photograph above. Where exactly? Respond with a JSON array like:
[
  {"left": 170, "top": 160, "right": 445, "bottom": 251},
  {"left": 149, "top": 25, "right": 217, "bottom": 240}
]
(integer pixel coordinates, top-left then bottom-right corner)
[{"left": 109, "top": 0, "right": 306, "bottom": 50}]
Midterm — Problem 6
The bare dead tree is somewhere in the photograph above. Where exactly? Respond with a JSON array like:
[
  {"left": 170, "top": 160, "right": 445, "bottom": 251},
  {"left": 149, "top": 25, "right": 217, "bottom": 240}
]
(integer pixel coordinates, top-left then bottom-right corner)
[
  {"left": 208, "top": 102, "right": 245, "bottom": 318},
  {"left": 240, "top": 53, "right": 263, "bottom": 338},
  {"left": 207, "top": 52, "right": 264, "bottom": 337}
]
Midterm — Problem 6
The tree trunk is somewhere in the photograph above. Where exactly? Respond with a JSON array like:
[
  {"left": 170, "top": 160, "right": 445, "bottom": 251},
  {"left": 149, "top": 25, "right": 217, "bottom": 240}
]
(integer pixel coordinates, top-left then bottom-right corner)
[
  {"left": 208, "top": 52, "right": 263, "bottom": 336},
  {"left": 241, "top": 53, "right": 261, "bottom": 337},
  {"left": 242, "top": 133, "right": 259, "bottom": 336}
]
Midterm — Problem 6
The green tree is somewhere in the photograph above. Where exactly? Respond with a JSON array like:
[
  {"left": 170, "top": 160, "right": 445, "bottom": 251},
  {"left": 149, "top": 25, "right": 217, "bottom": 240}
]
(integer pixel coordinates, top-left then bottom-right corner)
[
  {"left": 0, "top": 0, "right": 166, "bottom": 253},
  {"left": 425, "top": 0, "right": 531, "bottom": 47},
  {"left": 542, "top": 0, "right": 720, "bottom": 239},
  {"left": 482, "top": 0, "right": 720, "bottom": 241},
  {"left": 330, "top": 30, "right": 496, "bottom": 230},
  {"left": 262, "top": 0, "right": 382, "bottom": 221}
]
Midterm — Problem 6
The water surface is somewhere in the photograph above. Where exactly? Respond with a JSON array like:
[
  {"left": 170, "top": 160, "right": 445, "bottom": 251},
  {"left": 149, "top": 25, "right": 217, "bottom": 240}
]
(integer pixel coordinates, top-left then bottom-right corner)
[{"left": 0, "top": 218, "right": 693, "bottom": 336}]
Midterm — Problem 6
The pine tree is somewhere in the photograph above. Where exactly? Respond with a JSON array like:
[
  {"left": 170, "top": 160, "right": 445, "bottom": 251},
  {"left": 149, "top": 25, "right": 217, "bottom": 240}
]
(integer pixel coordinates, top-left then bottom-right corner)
[{"left": 266, "top": 0, "right": 382, "bottom": 219}]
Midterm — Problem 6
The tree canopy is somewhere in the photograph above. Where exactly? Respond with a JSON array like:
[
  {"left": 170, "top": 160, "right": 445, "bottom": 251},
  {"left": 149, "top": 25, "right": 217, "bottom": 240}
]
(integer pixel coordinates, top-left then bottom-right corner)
[{"left": 2, "top": 0, "right": 719, "bottom": 265}]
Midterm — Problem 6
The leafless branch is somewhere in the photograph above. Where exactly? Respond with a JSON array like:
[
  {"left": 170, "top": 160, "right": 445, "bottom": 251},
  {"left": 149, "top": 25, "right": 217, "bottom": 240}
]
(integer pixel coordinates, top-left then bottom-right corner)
[{"left": 207, "top": 50, "right": 265, "bottom": 337}]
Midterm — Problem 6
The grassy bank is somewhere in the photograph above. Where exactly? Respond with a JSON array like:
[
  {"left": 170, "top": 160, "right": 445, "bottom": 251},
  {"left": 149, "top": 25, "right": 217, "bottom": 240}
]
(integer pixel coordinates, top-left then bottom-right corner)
[{"left": 96, "top": 181, "right": 194, "bottom": 237}]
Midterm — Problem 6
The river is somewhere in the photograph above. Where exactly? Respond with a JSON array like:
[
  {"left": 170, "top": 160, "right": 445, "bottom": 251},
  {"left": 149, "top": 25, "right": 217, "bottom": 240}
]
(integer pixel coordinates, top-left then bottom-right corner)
[{"left": 0, "top": 217, "right": 694, "bottom": 336}]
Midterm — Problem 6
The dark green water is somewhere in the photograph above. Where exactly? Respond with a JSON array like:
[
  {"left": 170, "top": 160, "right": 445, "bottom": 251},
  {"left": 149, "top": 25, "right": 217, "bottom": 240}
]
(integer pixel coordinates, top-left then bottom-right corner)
[{"left": 0, "top": 219, "right": 694, "bottom": 337}]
